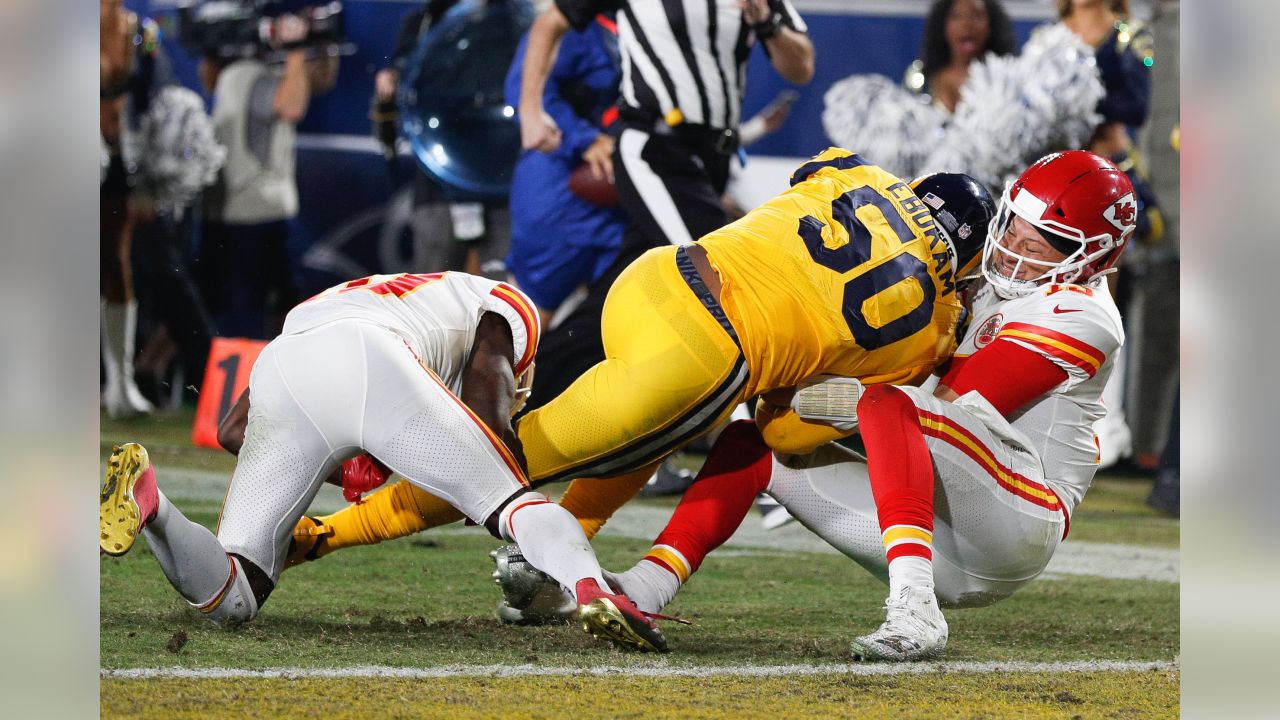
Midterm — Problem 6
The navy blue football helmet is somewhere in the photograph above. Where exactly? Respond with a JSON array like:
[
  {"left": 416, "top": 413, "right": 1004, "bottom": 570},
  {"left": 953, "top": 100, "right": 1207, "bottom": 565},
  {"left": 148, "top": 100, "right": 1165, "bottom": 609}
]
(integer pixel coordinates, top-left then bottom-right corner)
[{"left": 909, "top": 173, "right": 996, "bottom": 280}]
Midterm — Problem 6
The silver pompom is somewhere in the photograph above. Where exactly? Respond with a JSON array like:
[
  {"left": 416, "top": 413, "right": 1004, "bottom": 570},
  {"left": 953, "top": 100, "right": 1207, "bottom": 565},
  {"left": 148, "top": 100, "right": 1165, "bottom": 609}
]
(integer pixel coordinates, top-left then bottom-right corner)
[
  {"left": 822, "top": 23, "right": 1104, "bottom": 191},
  {"left": 821, "top": 74, "right": 947, "bottom": 179},
  {"left": 922, "top": 23, "right": 1104, "bottom": 189},
  {"left": 122, "top": 86, "right": 226, "bottom": 218}
]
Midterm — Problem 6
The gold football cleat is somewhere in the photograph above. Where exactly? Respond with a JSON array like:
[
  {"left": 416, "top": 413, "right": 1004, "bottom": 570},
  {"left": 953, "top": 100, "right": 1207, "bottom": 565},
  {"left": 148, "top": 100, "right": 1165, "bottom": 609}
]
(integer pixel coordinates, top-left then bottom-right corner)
[
  {"left": 577, "top": 595, "right": 669, "bottom": 653},
  {"left": 99, "top": 443, "right": 155, "bottom": 556}
]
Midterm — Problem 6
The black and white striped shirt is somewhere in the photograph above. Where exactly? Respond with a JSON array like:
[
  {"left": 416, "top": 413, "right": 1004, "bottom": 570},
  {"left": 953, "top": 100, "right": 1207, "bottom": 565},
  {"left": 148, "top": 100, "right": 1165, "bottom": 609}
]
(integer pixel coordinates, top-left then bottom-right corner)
[{"left": 556, "top": 0, "right": 807, "bottom": 131}]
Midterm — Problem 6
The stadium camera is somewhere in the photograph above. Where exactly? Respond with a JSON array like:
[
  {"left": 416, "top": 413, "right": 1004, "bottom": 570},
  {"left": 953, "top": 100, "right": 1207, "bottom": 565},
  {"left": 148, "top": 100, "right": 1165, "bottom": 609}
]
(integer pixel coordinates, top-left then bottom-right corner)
[{"left": 176, "top": 0, "right": 349, "bottom": 61}]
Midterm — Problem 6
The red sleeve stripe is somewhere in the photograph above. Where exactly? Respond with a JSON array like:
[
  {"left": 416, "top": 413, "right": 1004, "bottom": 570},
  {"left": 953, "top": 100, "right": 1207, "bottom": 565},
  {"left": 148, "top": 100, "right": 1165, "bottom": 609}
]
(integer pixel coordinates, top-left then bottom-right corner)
[
  {"left": 916, "top": 409, "right": 1066, "bottom": 519},
  {"left": 490, "top": 284, "right": 540, "bottom": 375},
  {"left": 996, "top": 322, "right": 1103, "bottom": 377},
  {"left": 402, "top": 340, "right": 530, "bottom": 487}
]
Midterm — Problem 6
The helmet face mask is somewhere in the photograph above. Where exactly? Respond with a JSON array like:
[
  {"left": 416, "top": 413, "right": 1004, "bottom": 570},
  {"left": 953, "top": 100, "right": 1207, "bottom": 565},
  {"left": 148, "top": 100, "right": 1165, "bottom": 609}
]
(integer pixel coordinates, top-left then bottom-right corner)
[{"left": 981, "top": 151, "right": 1137, "bottom": 299}]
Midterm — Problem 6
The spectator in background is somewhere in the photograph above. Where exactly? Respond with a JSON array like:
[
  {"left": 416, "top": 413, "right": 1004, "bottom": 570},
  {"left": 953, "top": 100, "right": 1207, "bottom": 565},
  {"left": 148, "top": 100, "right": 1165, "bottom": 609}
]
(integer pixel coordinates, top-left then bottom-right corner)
[
  {"left": 905, "top": 0, "right": 1017, "bottom": 115},
  {"left": 372, "top": 0, "right": 512, "bottom": 280},
  {"left": 100, "top": 0, "right": 155, "bottom": 418},
  {"left": 113, "top": 17, "right": 224, "bottom": 410},
  {"left": 1049, "top": 0, "right": 1162, "bottom": 469},
  {"left": 1055, "top": 0, "right": 1161, "bottom": 242},
  {"left": 197, "top": 17, "right": 339, "bottom": 339},
  {"left": 503, "top": 15, "right": 624, "bottom": 328}
]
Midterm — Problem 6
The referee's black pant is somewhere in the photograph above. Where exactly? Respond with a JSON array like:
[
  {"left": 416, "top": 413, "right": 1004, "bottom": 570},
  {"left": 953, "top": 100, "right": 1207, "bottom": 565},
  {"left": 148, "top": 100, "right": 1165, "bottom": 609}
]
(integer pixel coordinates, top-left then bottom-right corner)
[
  {"left": 520, "top": 125, "right": 735, "bottom": 414},
  {"left": 611, "top": 125, "right": 732, "bottom": 249}
]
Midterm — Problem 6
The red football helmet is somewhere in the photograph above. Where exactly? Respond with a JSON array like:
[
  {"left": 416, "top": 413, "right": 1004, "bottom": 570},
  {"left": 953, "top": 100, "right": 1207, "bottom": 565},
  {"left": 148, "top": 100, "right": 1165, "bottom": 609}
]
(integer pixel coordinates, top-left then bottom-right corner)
[{"left": 981, "top": 151, "right": 1137, "bottom": 298}]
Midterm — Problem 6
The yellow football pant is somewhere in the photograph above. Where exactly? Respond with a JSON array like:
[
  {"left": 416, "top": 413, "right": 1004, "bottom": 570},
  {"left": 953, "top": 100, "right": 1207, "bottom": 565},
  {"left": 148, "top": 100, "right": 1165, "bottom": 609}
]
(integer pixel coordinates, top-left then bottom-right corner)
[{"left": 293, "top": 246, "right": 746, "bottom": 562}]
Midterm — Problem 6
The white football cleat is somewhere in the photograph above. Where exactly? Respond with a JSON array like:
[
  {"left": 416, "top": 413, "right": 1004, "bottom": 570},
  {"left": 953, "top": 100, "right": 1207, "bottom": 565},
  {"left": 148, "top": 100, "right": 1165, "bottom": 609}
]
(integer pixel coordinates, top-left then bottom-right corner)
[
  {"left": 850, "top": 586, "right": 948, "bottom": 661},
  {"left": 489, "top": 545, "right": 576, "bottom": 625}
]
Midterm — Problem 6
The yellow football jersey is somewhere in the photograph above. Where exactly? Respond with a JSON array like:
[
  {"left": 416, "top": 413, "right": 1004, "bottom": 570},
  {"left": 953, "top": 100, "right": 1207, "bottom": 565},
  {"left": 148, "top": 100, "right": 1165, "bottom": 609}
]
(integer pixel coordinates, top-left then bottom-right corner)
[{"left": 699, "top": 147, "right": 964, "bottom": 398}]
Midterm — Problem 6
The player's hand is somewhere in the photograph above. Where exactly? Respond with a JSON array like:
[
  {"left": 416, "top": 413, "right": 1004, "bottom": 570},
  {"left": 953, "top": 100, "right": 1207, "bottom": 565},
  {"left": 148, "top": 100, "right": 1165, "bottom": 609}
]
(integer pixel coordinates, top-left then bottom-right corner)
[
  {"left": 582, "top": 133, "right": 615, "bottom": 183},
  {"left": 341, "top": 454, "right": 393, "bottom": 503},
  {"left": 374, "top": 68, "right": 399, "bottom": 103},
  {"left": 520, "top": 106, "right": 563, "bottom": 153},
  {"left": 738, "top": 0, "right": 773, "bottom": 26}
]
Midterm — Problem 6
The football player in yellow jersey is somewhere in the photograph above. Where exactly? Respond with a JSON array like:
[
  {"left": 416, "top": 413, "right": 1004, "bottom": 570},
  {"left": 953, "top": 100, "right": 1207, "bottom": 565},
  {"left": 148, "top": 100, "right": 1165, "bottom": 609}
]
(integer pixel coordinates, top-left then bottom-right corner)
[{"left": 282, "top": 148, "right": 996, "bottom": 612}]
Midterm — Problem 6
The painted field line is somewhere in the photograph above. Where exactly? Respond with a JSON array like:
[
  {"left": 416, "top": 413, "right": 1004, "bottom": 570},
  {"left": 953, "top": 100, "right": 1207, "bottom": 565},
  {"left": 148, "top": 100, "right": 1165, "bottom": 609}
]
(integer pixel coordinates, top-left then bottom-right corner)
[{"left": 104, "top": 659, "right": 1177, "bottom": 680}]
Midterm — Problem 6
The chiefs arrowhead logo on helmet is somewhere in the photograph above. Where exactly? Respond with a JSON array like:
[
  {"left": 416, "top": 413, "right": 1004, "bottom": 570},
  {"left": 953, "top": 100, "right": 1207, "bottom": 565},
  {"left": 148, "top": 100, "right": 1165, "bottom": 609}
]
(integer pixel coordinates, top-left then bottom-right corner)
[{"left": 1104, "top": 193, "right": 1138, "bottom": 232}]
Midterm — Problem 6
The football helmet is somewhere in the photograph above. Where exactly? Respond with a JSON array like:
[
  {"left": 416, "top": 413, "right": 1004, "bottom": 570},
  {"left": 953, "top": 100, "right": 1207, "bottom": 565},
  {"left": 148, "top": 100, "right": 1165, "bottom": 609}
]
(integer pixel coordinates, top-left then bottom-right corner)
[
  {"left": 982, "top": 151, "right": 1137, "bottom": 298},
  {"left": 910, "top": 173, "right": 996, "bottom": 281}
]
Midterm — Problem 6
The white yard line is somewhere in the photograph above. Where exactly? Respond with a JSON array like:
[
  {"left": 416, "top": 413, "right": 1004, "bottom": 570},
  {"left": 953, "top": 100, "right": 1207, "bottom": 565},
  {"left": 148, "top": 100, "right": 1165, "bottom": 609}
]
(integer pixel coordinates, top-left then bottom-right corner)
[{"left": 103, "top": 659, "right": 1177, "bottom": 680}]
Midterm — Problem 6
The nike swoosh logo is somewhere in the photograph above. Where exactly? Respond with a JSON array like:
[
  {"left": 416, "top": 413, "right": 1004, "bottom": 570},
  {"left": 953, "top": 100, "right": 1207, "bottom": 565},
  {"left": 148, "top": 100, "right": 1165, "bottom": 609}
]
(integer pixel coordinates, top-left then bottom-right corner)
[{"left": 1053, "top": 305, "right": 1082, "bottom": 314}]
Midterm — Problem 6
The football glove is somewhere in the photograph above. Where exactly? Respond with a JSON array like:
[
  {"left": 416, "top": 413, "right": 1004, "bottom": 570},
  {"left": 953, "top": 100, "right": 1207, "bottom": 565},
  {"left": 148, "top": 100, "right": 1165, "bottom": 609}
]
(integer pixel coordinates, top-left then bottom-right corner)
[
  {"left": 791, "top": 375, "right": 864, "bottom": 431},
  {"left": 341, "top": 454, "right": 393, "bottom": 503}
]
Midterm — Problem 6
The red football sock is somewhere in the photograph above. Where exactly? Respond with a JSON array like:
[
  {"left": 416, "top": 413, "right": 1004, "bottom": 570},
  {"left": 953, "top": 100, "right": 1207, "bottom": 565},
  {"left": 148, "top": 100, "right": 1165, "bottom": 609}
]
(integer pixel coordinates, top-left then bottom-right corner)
[
  {"left": 859, "top": 385, "right": 935, "bottom": 565},
  {"left": 645, "top": 421, "right": 773, "bottom": 581}
]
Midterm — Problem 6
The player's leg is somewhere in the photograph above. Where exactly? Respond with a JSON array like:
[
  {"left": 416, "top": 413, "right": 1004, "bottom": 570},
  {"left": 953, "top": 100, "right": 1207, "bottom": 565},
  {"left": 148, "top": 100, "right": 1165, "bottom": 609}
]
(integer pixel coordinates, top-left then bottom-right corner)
[
  {"left": 556, "top": 465, "right": 655, "bottom": 539},
  {"left": 282, "top": 456, "right": 652, "bottom": 570},
  {"left": 904, "top": 387, "right": 1067, "bottom": 605},
  {"left": 609, "top": 420, "right": 773, "bottom": 613},
  {"left": 844, "top": 384, "right": 948, "bottom": 661},
  {"left": 286, "top": 481, "right": 465, "bottom": 568},
  {"left": 355, "top": 324, "right": 666, "bottom": 651},
  {"left": 518, "top": 245, "right": 747, "bottom": 486},
  {"left": 101, "top": 328, "right": 351, "bottom": 627}
]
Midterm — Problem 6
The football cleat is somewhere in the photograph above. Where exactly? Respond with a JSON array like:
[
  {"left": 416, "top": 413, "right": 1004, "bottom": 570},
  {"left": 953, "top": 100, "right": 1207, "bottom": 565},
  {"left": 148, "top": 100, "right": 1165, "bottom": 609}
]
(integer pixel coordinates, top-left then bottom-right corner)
[
  {"left": 850, "top": 586, "right": 949, "bottom": 661},
  {"left": 99, "top": 443, "right": 159, "bottom": 556},
  {"left": 490, "top": 545, "right": 576, "bottom": 625},
  {"left": 575, "top": 578, "right": 669, "bottom": 653},
  {"left": 285, "top": 516, "right": 333, "bottom": 569}
]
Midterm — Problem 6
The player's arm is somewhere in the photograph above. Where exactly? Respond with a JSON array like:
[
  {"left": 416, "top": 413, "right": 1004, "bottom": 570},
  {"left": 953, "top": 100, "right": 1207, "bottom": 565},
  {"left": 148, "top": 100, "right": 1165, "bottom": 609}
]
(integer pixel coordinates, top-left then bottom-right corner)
[
  {"left": 743, "top": 0, "right": 814, "bottom": 86},
  {"left": 461, "top": 312, "right": 530, "bottom": 475},
  {"left": 217, "top": 388, "right": 251, "bottom": 455},
  {"left": 935, "top": 341, "right": 1068, "bottom": 418},
  {"left": 519, "top": 2, "right": 576, "bottom": 152}
]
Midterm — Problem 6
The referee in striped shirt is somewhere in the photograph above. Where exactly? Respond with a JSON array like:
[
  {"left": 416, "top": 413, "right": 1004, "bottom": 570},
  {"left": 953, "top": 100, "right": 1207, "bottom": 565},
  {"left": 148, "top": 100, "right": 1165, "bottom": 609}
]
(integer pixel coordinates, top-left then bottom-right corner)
[{"left": 519, "top": 0, "right": 814, "bottom": 249}]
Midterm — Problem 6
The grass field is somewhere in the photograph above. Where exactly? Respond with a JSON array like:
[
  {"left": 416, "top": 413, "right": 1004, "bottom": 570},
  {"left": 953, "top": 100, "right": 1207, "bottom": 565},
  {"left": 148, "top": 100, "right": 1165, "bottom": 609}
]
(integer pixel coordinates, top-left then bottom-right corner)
[{"left": 100, "top": 410, "right": 1180, "bottom": 718}]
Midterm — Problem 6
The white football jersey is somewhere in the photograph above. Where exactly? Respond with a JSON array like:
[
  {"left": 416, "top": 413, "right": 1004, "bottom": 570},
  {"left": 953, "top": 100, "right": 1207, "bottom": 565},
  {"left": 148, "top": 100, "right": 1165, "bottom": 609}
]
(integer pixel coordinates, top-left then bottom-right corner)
[
  {"left": 955, "top": 280, "right": 1124, "bottom": 513},
  {"left": 282, "top": 272, "right": 539, "bottom": 395}
]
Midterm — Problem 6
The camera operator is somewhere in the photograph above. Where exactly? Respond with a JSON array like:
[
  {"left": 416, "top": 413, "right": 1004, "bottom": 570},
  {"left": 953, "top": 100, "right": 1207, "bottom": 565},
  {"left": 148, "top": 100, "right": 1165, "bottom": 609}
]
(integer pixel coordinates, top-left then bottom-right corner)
[{"left": 197, "top": 14, "right": 339, "bottom": 339}]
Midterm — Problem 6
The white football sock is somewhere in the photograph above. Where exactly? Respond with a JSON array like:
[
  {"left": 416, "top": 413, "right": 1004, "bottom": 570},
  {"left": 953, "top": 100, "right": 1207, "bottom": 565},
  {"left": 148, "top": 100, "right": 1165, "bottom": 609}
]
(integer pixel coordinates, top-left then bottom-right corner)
[
  {"left": 609, "top": 558, "right": 682, "bottom": 614},
  {"left": 499, "top": 495, "right": 607, "bottom": 598},
  {"left": 142, "top": 489, "right": 235, "bottom": 606},
  {"left": 887, "top": 555, "right": 935, "bottom": 597}
]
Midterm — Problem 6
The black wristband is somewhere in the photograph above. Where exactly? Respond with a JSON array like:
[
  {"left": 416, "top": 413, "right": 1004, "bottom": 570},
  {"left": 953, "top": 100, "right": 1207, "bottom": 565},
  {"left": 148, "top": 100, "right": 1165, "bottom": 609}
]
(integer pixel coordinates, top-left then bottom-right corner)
[{"left": 751, "top": 13, "right": 783, "bottom": 41}]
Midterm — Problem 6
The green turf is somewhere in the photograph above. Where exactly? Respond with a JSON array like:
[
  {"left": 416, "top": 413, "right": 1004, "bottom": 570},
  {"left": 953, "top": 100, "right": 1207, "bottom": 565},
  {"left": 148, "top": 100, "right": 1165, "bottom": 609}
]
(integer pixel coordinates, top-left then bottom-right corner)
[{"left": 100, "top": 410, "right": 1179, "bottom": 716}]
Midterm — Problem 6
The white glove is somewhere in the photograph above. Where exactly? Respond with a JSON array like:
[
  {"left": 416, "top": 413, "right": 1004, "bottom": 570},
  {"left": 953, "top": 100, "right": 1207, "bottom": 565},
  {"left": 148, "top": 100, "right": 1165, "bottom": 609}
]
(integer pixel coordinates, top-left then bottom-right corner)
[{"left": 791, "top": 375, "right": 864, "bottom": 431}]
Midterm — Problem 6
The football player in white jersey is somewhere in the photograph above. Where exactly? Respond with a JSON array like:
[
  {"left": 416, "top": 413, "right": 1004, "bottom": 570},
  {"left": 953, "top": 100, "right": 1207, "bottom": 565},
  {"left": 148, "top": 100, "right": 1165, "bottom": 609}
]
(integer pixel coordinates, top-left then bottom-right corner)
[
  {"left": 603, "top": 150, "right": 1137, "bottom": 660},
  {"left": 99, "top": 272, "right": 668, "bottom": 652}
]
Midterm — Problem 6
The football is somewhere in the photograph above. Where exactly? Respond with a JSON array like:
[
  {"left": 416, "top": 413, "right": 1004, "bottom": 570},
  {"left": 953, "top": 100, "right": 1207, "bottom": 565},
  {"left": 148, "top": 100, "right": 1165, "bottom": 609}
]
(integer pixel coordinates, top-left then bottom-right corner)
[{"left": 568, "top": 163, "right": 621, "bottom": 207}]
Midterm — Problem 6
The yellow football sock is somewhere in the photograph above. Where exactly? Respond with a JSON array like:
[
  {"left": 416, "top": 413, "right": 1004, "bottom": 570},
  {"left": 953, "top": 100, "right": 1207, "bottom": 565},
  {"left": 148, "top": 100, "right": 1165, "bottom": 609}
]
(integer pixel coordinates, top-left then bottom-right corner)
[
  {"left": 558, "top": 464, "right": 656, "bottom": 539},
  {"left": 311, "top": 480, "right": 464, "bottom": 558}
]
